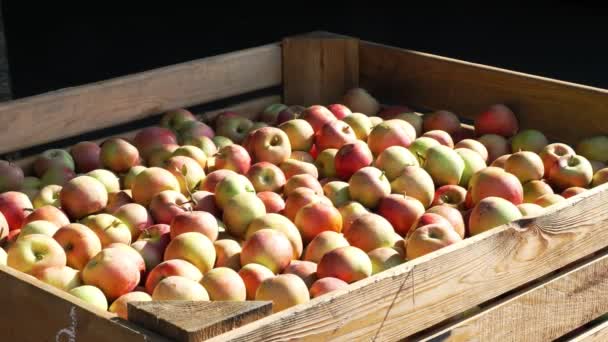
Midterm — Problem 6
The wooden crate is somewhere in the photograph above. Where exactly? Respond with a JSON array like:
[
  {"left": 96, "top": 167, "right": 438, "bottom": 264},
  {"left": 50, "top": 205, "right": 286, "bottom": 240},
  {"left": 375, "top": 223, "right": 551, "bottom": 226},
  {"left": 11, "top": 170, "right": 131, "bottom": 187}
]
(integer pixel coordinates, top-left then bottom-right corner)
[{"left": 1, "top": 31, "right": 608, "bottom": 342}]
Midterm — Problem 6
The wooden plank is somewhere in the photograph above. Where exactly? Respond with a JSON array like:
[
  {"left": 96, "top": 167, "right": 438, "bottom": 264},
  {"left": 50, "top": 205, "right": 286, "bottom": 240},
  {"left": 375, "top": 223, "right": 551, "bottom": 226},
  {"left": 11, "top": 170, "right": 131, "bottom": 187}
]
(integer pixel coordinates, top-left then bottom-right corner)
[
  {"left": 0, "top": 43, "right": 281, "bottom": 154},
  {"left": 282, "top": 33, "right": 359, "bottom": 106},
  {"left": 413, "top": 250, "right": 608, "bottom": 342},
  {"left": 12, "top": 94, "right": 280, "bottom": 173},
  {"left": 359, "top": 40, "right": 608, "bottom": 144},
  {"left": 569, "top": 320, "right": 608, "bottom": 342},
  {"left": 0, "top": 264, "right": 168, "bottom": 342},
  {"left": 128, "top": 301, "right": 272, "bottom": 342},
  {"left": 207, "top": 183, "right": 608, "bottom": 341}
]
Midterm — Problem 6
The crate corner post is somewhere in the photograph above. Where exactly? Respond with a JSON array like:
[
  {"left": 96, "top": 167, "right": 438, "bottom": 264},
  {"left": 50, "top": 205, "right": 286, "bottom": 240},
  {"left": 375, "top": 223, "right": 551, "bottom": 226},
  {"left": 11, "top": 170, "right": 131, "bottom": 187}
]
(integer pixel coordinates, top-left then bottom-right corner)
[{"left": 281, "top": 32, "right": 360, "bottom": 107}]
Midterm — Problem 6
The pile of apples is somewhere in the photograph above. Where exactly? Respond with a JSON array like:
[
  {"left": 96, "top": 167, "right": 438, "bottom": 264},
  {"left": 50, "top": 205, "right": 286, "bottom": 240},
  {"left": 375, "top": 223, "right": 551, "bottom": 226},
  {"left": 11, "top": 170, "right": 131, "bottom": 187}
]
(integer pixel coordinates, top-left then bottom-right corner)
[{"left": 0, "top": 87, "right": 606, "bottom": 317}]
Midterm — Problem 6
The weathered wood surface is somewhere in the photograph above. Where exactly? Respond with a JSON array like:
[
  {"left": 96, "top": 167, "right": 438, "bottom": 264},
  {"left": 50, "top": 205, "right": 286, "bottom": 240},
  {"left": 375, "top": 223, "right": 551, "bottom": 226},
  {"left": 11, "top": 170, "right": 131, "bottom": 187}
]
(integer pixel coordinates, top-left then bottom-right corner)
[
  {"left": 282, "top": 33, "right": 359, "bottom": 106},
  {"left": 0, "top": 264, "right": 168, "bottom": 342},
  {"left": 0, "top": 43, "right": 281, "bottom": 154},
  {"left": 568, "top": 319, "right": 608, "bottom": 342},
  {"left": 128, "top": 301, "right": 272, "bottom": 342},
  {"left": 414, "top": 250, "right": 608, "bottom": 342},
  {"left": 207, "top": 183, "right": 608, "bottom": 341},
  {"left": 360, "top": 40, "right": 608, "bottom": 144}
]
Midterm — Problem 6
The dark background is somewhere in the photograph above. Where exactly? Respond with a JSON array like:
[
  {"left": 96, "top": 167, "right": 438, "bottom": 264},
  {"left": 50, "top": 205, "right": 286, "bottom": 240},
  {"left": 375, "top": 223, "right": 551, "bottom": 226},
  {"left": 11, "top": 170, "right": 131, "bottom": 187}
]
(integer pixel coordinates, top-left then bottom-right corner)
[{"left": 3, "top": 4, "right": 608, "bottom": 99}]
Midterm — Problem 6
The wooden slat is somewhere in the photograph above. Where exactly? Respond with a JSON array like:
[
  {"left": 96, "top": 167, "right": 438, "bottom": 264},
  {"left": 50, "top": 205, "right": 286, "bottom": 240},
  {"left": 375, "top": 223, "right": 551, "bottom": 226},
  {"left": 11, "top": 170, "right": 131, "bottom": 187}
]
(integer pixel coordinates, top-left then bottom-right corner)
[
  {"left": 569, "top": 320, "right": 608, "bottom": 342},
  {"left": 0, "top": 43, "right": 281, "bottom": 154},
  {"left": 414, "top": 249, "right": 608, "bottom": 342},
  {"left": 12, "top": 94, "right": 281, "bottom": 173},
  {"left": 0, "top": 264, "right": 167, "bottom": 342},
  {"left": 128, "top": 301, "right": 272, "bottom": 342},
  {"left": 207, "top": 183, "right": 608, "bottom": 341},
  {"left": 359, "top": 41, "right": 608, "bottom": 144},
  {"left": 282, "top": 33, "right": 359, "bottom": 106}
]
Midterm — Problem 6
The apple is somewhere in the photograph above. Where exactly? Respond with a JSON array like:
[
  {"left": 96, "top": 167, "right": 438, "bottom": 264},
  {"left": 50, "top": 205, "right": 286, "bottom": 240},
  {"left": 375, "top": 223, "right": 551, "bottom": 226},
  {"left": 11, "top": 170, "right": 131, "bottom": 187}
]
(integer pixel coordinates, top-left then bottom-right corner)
[
  {"left": 212, "top": 135, "right": 234, "bottom": 150},
  {"left": 216, "top": 115, "right": 254, "bottom": 144},
  {"left": 345, "top": 213, "right": 399, "bottom": 252},
  {"left": 590, "top": 160, "right": 606, "bottom": 174},
  {"left": 81, "top": 214, "right": 131, "bottom": 247},
  {"left": 20, "top": 176, "right": 41, "bottom": 200},
  {"left": 177, "top": 121, "right": 215, "bottom": 145},
  {"left": 517, "top": 203, "right": 545, "bottom": 217},
  {"left": 535, "top": 193, "right": 566, "bottom": 208},
  {"left": 214, "top": 239, "right": 242, "bottom": 271},
  {"left": 478, "top": 134, "right": 510, "bottom": 163},
  {"left": 540, "top": 143, "right": 576, "bottom": 178},
  {"left": 19, "top": 220, "right": 59, "bottom": 239},
  {"left": 33, "top": 184, "right": 62, "bottom": 209},
  {"left": 505, "top": 151, "right": 545, "bottom": 183},
  {"left": 199, "top": 169, "right": 237, "bottom": 193},
  {"left": 133, "top": 127, "right": 178, "bottom": 160},
  {"left": 276, "top": 105, "right": 306, "bottom": 125},
  {"left": 199, "top": 267, "right": 247, "bottom": 301},
  {"left": 474, "top": 104, "right": 519, "bottom": 137},
  {"left": 70, "top": 141, "right": 102, "bottom": 173},
  {"left": 145, "top": 144, "right": 179, "bottom": 167},
  {"left": 215, "top": 174, "right": 255, "bottom": 209},
  {"left": 149, "top": 190, "right": 191, "bottom": 224},
  {"left": 163, "top": 155, "right": 205, "bottom": 195},
  {"left": 0, "top": 191, "right": 33, "bottom": 230},
  {"left": 341, "top": 88, "right": 380, "bottom": 116},
  {"left": 348, "top": 166, "right": 391, "bottom": 209},
  {"left": 423, "top": 145, "right": 465, "bottom": 186},
  {"left": 334, "top": 140, "right": 373, "bottom": 181},
  {"left": 122, "top": 166, "right": 146, "bottom": 190},
  {"left": 256, "top": 191, "right": 285, "bottom": 214},
  {"left": 33, "top": 149, "right": 75, "bottom": 177},
  {"left": 323, "top": 181, "right": 350, "bottom": 208},
  {"left": 423, "top": 110, "right": 461, "bottom": 135},
  {"left": 106, "top": 188, "right": 133, "bottom": 213},
  {"left": 260, "top": 103, "right": 288, "bottom": 125},
  {"left": 40, "top": 165, "right": 76, "bottom": 187},
  {"left": 284, "top": 260, "right": 318, "bottom": 289},
  {"left": 87, "top": 169, "right": 120, "bottom": 194},
  {"left": 215, "top": 144, "right": 251, "bottom": 174},
  {"left": 100, "top": 138, "right": 140, "bottom": 173},
  {"left": 390, "top": 166, "right": 435, "bottom": 208},
  {"left": 368, "top": 247, "right": 403, "bottom": 275},
  {"left": 405, "top": 223, "right": 462, "bottom": 259},
  {"left": 338, "top": 201, "right": 368, "bottom": 234},
  {"left": 562, "top": 187, "right": 587, "bottom": 199},
  {"left": 33, "top": 265, "right": 82, "bottom": 291},
  {"left": 469, "top": 196, "right": 522, "bottom": 236},
  {"left": 109, "top": 291, "right": 152, "bottom": 319},
  {"left": 164, "top": 231, "right": 216, "bottom": 274},
  {"left": 255, "top": 274, "right": 310, "bottom": 313},
  {"left": 280, "top": 159, "right": 319, "bottom": 180},
  {"left": 374, "top": 146, "right": 419, "bottom": 181},
  {"left": 22, "top": 205, "right": 70, "bottom": 228},
  {"left": 394, "top": 112, "right": 423, "bottom": 137},
  {"left": 7, "top": 233, "right": 66, "bottom": 274},
  {"left": 247, "top": 162, "right": 286, "bottom": 193},
  {"left": 131, "top": 224, "right": 171, "bottom": 272},
  {"left": 511, "top": 129, "right": 548, "bottom": 154},
  {"left": 68, "top": 285, "right": 108, "bottom": 311},
  {"left": 592, "top": 168, "right": 608, "bottom": 187},
  {"left": 377, "top": 105, "right": 412, "bottom": 120},
  {"left": 238, "top": 263, "right": 275, "bottom": 300},
  {"left": 295, "top": 201, "right": 342, "bottom": 243},
  {"left": 170, "top": 211, "right": 218, "bottom": 241},
  {"left": 469, "top": 166, "right": 523, "bottom": 206},
  {"left": 247, "top": 127, "right": 292, "bottom": 165},
  {"left": 315, "top": 120, "right": 356, "bottom": 151},
  {"left": 160, "top": 108, "right": 197, "bottom": 132},
  {"left": 223, "top": 192, "right": 266, "bottom": 239},
  {"left": 113, "top": 203, "right": 152, "bottom": 240},
  {"left": 491, "top": 154, "right": 511, "bottom": 168},
  {"left": 0, "top": 160, "right": 23, "bottom": 193},
  {"left": 317, "top": 245, "right": 372, "bottom": 283},
  {"left": 422, "top": 130, "right": 454, "bottom": 148},
  {"left": 454, "top": 139, "right": 489, "bottom": 162},
  {"left": 171, "top": 145, "right": 207, "bottom": 170},
  {"left": 576, "top": 136, "right": 608, "bottom": 163},
  {"left": 309, "top": 277, "right": 349, "bottom": 298},
  {"left": 377, "top": 194, "right": 424, "bottom": 237},
  {"left": 367, "top": 120, "right": 413, "bottom": 156},
  {"left": 144, "top": 258, "right": 202, "bottom": 294},
  {"left": 0, "top": 212, "right": 8, "bottom": 244},
  {"left": 342, "top": 113, "right": 373, "bottom": 140},
  {"left": 284, "top": 188, "right": 323, "bottom": 221},
  {"left": 298, "top": 105, "right": 336, "bottom": 133},
  {"left": 53, "top": 223, "right": 102, "bottom": 271},
  {"left": 59, "top": 176, "right": 108, "bottom": 220},
  {"left": 409, "top": 137, "right": 441, "bottom": 165},
  {"left": 523, "top": 180, "right": 554, "bottom": 203},
  {"left": 279, "top": 119, "right": 314, "bottom": 152},
  {"left": 454, "top": 148, "right": 487, "bottom": 188},
  {"left": 284, "top": 174, "right": 323, "bottom": 196},
  {"left": 326, "top": 103, "right": 352, "bottom": 120},
  {"left": 131, "top": 167, "right": 180, "bottom": 207},
  {"left": 152, "top": 275, "right": 209, "bottom": 301},
  {"left": 548, "top": 155, "right": 593, "bottom": 190},
  {"left": 290, "top": 151, "right": 315, "bottom": 164},
  {"left": 426, "top": 205, "right": 466, "bottom": 238},
  {"left": 240, "top": 228, "right": 293, "bottom": 274},
  {"left": 190, "top": 190, "right": 220, "bottom": 217},
  {"left": 432, "top": 185, "right": 467, "bottom": 210}
]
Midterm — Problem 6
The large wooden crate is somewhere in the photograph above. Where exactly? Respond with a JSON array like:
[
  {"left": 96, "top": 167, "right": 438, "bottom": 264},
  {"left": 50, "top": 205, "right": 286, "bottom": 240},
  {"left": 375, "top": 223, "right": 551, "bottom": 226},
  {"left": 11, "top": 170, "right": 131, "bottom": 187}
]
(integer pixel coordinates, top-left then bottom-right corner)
[{"left": 1, "top": 31, "right": 608, "bottom": 342}]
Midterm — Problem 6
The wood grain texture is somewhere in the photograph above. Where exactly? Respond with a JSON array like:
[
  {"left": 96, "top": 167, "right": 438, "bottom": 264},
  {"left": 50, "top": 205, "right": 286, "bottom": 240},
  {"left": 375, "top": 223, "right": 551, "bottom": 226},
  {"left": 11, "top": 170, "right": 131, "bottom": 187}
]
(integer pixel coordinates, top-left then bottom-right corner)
[
  {"left": 282, "top": 34, "right": 359, "bottom": 106},
  {"left": 414, "top": 250, "right": 608, "bottom": 342},
  {"left": 359, "top": 40, "right": 608, "bottom": 144},
  {"left": 11, "top": 94, "right": 280, "bottom": 174},
  {"left": 207, "top": 183, "right": 608, "bottom": 341},
  {"left": 128, "top": 301, "right": 272, "bottom": 342},
  {"left": 0, "top": 264, "right": 168, "bottom": 342},
  {"left": 0, "top": 43, "right": 281, "bottom": 154},
  {"left": 569, "top": 320, "right": 608, "bottom": 342}
]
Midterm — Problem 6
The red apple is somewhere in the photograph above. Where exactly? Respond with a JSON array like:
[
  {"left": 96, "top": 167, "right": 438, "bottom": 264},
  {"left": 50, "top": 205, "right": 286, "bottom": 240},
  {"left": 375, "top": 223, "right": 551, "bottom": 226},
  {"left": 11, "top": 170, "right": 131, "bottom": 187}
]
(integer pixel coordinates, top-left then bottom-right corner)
[
  {"left": 478, "top": 134, "right": 510, "bottom": 163},
  {"left": 83, "top": 247, "right": 140, "bottom": 301},
  {"left": 177, "top": 121, "right": 215, "bottom": 145},
  {"left": 299, "top": 105, "right": 336, "bottom": 133},
  {"left": 327, "top": 103, "right": 352, "bottom": 120},
  {"left": 548, "top": 154, "right": 593, "bottom": 190},
  {"left": 454, "top": 139, "right": 489, "bottom": 162},
  {"left": 160, "top": 108, "right": 197, "bottom": 132},
  {"left": 131, "top": 167, "right": 180, "bottom": 207},
  {"left": 377, "top": 194, "right": 424, "bottom": 237},
  {"left": 280, "top": 159, "right": 319, "bottom": 180},
  {"left": 334, "top": 140, "right": 374, "bottom": 181},
  {"left": 539, "top": 143, "right": 576, "bottom": 178},
  {"left": 149, "top": 190, "right": 191, "bottom": 224},
  {"left": 367, "top": 120, "right": 413, "bottom": 156},
  {"left": 0, "top": 191, "right": 32, "bottom": 230},
  {"left": 190, "top": 190, "right": 220, "bottom": 217},
  {"left": 469, "top": 196, "right": 522, "bottom": 235},
  {"left": 348, "top": 167, "right": 391, "bottom": 209},
  {"left": 341, "top": 88, "right": 380, "bottom": 116},
  {"left": 60, "top": 176, "right": 108, "bottom": 220},
  {"left": 199, "top": 169, "right": 237, "bottom": 193},
  {"left": 53, "top": 223, "right": 102, "bottom": 271},
  {"left": 475, "top": 104, "right": 519, "bottom": 137},
  {"left": 215, "top": 144, "right": 251, "bottom": 174},
  {"left": 257, "top": 191, "right": 285, "bottom": 214},
  {"left": 33, "top": 149, "right": 75, "bottom": 178},
  {"left": 315, "top": 120, "right": 357, "bottom": 151},
  {"left": 422, "top": 130, "right": 454, "bottom": 148},
  {"left": 469, "top": 167, "right": 523, "bottom": 205},
  {"left": 70, "top": 141, "right": 102, "bottom": 173},
  {"left": 423, "top": 110, "right": 461, "bottom": 135},
  {"left": 113, "top": 203, "right": 152, "bottom": 240},
  {"left": 247, "top": 162, "right": 286, "bottom": 193},
  {"left": 170, "top": 211, "right": 218, "bottom": 241},
  {"left": 405, "top": 223, "right": 462, "bottom": 259},
  {"left": 133, "top": 127, "right": 178, "bottom": 160},
  {"left": 100, "top": 138, "right": 140, "bottom": 173},
  {"left": 432, "top": 185, "right": 467, "bottom": 210},
  {"left": 248, "top": 127, "right": 292, "bottom": 165},
  {"left": 163, "top": 155, "right": 206, "bottom": 195},
  {"left": 22, "top": 205, "right": 70, "bottom": 228}
]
